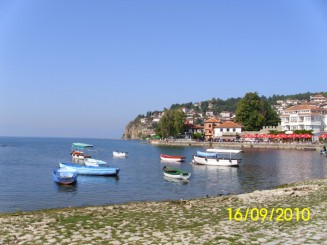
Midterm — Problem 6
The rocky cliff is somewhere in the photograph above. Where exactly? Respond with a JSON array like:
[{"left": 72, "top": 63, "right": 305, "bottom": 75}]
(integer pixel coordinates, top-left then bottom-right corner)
[{"left": 123, "top": 121, "right": 155, "bottom": 140}]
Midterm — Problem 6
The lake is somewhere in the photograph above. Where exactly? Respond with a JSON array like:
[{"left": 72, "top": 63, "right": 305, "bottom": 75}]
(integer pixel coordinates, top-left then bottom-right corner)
[{"left": 0, "top": 137, "right": 326, "bottom": 213}]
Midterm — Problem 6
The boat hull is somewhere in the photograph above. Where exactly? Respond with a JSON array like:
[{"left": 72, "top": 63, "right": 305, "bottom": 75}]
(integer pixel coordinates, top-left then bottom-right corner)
[
  {"left": 59, "top": 162, "right": 119, "bottom": 176},
  {"left": 163, "top": 166, "right": 191, "bottom": 180},
  {"left": 192, "top": 155, "right": 240, "bottom": 167},
  {"left": 163, "top": 172, "right": 191, "bottom": 180},
  {"left": 53, "top": 168, "right": 78, "bottom": 185},
  {"left": 160, "top": 154, "right": 185, "bottom": 162}
]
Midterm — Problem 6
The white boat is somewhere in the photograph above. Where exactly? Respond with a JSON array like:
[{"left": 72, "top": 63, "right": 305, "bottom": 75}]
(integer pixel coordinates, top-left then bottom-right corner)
[
  {"left": 192, "top": 148, "right": 242, "bottom": 167},
  {"left": 160, "top": 154, "right": 185, "bottom": 162},
  {"left": 163, "top": 166, "right": 191, "bottom": 180},
  {"left": 71, "top": 143, "right": 93, "bottom": 160},
  {"left": 84, "top": 158, "right": 108, "bottom": 167},
  {"left": 113, "top": 151, "right": 128, "bottom": 157}
]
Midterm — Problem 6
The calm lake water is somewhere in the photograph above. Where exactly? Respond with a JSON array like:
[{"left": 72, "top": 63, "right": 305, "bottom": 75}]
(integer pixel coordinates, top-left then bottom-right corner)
[{"left": 0, "top": 137, "right": 326, "bottom": 213}]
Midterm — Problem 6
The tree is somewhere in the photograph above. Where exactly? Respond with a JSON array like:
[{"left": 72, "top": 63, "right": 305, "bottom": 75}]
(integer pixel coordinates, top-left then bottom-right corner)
[
  {"left": 235, "top": 92, "right": 280, "bottom": 131},
  {"left": 156, "top": 109, "right": 186, "bottom": 138}
]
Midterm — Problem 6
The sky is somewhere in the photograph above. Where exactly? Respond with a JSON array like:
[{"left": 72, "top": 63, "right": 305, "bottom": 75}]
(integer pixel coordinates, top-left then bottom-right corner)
[{"left": 1, "top": 0, "right": 327, "bottom": 139}]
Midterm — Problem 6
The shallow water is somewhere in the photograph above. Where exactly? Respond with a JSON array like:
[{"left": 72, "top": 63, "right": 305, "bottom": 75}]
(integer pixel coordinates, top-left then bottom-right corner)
[{"left": 0, "top": 137, "right": 326, "bottom": 213}]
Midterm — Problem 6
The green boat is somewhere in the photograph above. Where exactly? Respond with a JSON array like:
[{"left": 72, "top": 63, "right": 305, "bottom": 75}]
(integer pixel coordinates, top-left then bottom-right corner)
[{"left": 163, "top": 166, "right": 191, "bottom": 180}]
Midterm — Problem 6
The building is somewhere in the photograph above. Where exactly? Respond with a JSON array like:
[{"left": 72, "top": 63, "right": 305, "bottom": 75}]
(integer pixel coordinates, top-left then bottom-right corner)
[
  {"left": 183, "top": 123, "right": 204, "bottom": 139},
  {"left": 310, "top": 94, "right": 327, "bottom": 104},
  {"left": 213, "top": 121, "right": 243, "bottom": 141},
  {"left": 280, "top": 105, "right": 327, "bottom": 133},
  {"left": 204, "top": 117, "right": 221, "bottom": 140}
]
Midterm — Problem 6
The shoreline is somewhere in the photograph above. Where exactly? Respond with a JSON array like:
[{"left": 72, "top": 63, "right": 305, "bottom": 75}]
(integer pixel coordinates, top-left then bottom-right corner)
[
  {"left": 1, "top": 177, "right": 326, "bottom": 244},
  {"left": 148, "top": 139, "right": 324, "bottom": 151}
]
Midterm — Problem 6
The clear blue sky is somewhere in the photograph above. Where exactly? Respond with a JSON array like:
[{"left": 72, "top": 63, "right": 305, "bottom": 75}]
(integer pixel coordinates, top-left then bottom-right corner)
[{"left": 1, "top": 0, "right": 327, "bottom": 138}]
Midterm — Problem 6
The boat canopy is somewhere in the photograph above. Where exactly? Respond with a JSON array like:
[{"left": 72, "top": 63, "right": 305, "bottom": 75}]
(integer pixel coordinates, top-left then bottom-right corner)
[
  {"left": 206, "top": 148, "right": 243, "bottom": 154},
  {"left": 197, "top": 151, "right": 217, "bottom": 157},
  {"left": 72, "top": 143, "right": 93, "bottom": 149}
]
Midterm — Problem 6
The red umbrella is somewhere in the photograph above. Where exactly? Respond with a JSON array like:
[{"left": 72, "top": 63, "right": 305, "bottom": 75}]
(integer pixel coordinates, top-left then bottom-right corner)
[
  {"left": 303, "top": 133, "right": 312, "bottom": 139},
  {"left": 276, "top": 133, "right": 286, "bottom": 139}
]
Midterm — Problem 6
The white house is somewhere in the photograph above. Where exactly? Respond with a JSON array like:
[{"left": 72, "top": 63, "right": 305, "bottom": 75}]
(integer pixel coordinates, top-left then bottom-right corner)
[
  {"left": 280, "top": 105, "right": 327, "bottom": 133},
  {"left": 213, "top": 121, "right": 243, "bottom": 140}
]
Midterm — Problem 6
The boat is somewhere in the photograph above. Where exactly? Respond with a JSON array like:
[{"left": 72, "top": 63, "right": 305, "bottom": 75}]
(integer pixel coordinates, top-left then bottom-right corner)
[
  {"left": 84, "top": 158, "right": 108, "bottom": 167},
  {"left": 163, "top": 166, "right": 191, "bottom": 180},
  {"left": 53, "top": 168, "right": 78, "bottom": 185},
  {"left": 59, "top": 162, "right": 119, "bottom": 176},
  {"left": 113, "top": 151, "right": 128, "bottom": 157},
  {"left": 192, "top": 148, "right": 242, "bottom": 167},
  {"left": 160, "top": 154, "right": 186, "bottom": 162},
  {"left": 71, "top": 143, "right": 93, "bottom": 159}
]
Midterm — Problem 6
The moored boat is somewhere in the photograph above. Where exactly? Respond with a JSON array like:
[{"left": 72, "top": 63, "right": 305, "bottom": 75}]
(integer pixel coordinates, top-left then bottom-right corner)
[
  {"left": 113, "top": 151, "right": 128, "bottom": 157},
  {"left": 163, "top": 166, "right": 191, "bottom": 180},
  {"left": 59, "top": 162, "right": 119, "bottom": 176},
  {"left": 53, "top": 168, "right": 78, "bottom": 185},
  {"left": 192, "top": 149, "right": 242, "bottom": 167},
  {"left": 71, "top": 143, "right": 93, "bottom": 159},
  {"left": 160, "top": 154, "right": 185, "bottom": 162}
]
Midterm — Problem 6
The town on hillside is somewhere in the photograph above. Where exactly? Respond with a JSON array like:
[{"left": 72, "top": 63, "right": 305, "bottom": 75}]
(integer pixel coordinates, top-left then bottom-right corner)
[{"left": 124, "top": 93, "right": 327, "bottom": 142}]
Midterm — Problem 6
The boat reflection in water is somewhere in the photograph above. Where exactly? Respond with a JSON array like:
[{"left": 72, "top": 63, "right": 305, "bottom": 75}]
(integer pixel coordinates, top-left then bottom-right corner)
[
  {"left": 55, "top": 183, "right": 78, "bottom": 193},
  {"left": 163, "top": 175, "right": 189, "bottom": 185}
]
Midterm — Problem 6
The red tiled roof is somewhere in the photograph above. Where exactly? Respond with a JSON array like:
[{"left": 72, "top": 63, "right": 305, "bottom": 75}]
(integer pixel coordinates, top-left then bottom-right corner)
[
  {"left": 284, "top": 105, "right": 321, "bottom": 111},
  {"left": 215, "top": 121, "right": 243, "bottom": 128}
]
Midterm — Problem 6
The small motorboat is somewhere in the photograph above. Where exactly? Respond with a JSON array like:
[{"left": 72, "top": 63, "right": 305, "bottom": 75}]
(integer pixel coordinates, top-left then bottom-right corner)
[
  {"left": 53, "top": 168, "right": 78, "bottom": 185},
  {"left": 71, "top": 143, "right": 93, "bottom": 159},
  {"left": 59, "top": 162, "right": 119, "bottom": 176},
  {"left": 160, "top": 154, "right": 185, "bottom": 162},
  {"left": 113, "top": 151, "right": 128, "bottom": 157},
  {"left": 163, "top": 166, "right": 191, "bottom": 180}
]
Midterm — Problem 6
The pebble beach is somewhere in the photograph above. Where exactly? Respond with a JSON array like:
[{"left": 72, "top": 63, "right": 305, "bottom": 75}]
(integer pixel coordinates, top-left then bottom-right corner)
[{"left": 1, "top": 178, "right": 326, "bottom": 244}]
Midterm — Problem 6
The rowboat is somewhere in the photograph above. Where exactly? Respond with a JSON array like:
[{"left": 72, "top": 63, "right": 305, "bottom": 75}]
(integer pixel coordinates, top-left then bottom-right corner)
[
  {"left": 71, "top": 143, "right": 93, "bottom": 159},
  {"left": 113, "top": 151, "right": 128, "bottom": 157},
  {"left": 192, "top": 149, "right": 242, "bottom": 167},
  {"left": 160, "top": 154, "right": 186, "bottom": 162},
  {"left": 53, "top": 168, "right": 78, "bottom": 185},
  {"left": 59, "top": 162, "right": 119, "bottom": 176},
  {"left": 84, "top": 158, "right": 108, "bottom": 167},
  {"left": 163, "top": 166, "right": 191, "bottom": 180}
]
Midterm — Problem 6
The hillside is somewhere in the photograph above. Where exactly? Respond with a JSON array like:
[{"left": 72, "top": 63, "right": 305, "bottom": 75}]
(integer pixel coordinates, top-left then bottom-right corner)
[{"left": 123, "top": 91, "right": 327, "bottom": 139}]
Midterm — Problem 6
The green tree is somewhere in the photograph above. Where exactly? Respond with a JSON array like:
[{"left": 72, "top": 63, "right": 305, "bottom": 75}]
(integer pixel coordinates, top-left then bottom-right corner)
[
  {"left": 235, "top": 92, "right": 280, "bottom": 131},
  {"left": 156, "top": 109, "right": 186, "bottom": 138}
]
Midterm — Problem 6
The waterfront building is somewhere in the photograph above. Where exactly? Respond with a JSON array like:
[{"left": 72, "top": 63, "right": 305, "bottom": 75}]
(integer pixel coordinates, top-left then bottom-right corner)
[
  {"left": 213, "top": 121, "right": 243, "bottom": 141},
  {"left": 204, "top": 117, "right": 221, "bottom": 140},
  {"left": 183, "top": 122, "right": 204, "bottom": 139},
  {"left": 280, "top": 105, "right": 327, "bottom": 133}
]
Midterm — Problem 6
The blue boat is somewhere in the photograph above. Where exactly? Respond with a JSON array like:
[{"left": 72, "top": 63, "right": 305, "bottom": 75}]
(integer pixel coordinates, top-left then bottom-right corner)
[
  {"left": 53, "top": 168, "right": 78, "bottom": 185},
  {"left": 59, "top": 162, "right": 120, "bottom": 176}
]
